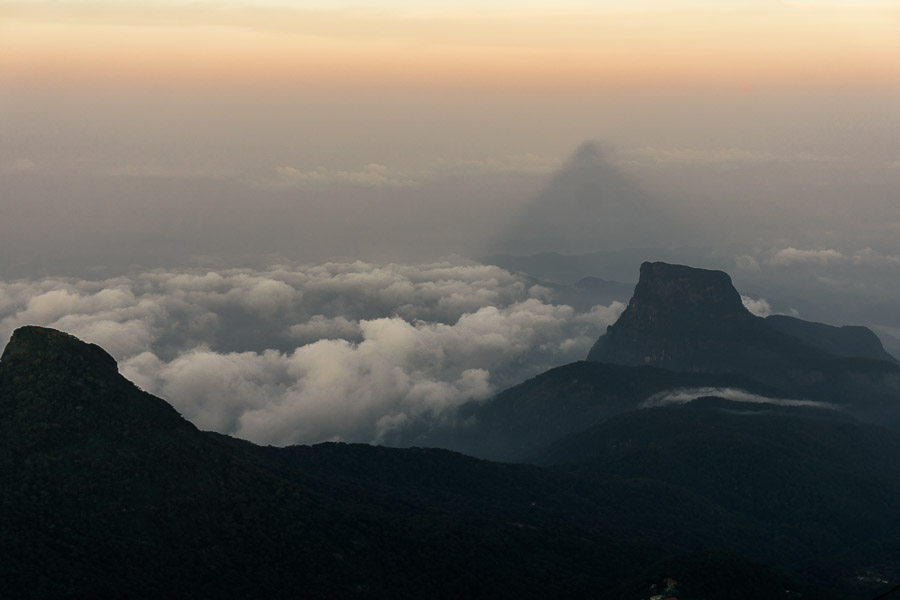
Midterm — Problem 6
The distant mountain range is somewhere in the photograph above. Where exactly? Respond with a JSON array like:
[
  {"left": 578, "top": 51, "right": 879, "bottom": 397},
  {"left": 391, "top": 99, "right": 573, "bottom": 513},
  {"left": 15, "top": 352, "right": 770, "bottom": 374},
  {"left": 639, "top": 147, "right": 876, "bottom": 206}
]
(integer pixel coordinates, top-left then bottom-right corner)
[{"left": 4, "top": 261, "right": 900, "bottom": 598}]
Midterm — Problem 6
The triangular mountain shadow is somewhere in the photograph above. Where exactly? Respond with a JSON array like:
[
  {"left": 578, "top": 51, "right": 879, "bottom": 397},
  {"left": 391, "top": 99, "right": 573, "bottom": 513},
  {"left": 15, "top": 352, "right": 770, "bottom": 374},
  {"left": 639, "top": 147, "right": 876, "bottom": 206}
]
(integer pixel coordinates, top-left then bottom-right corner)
[{"left": 493, "top": 141, "right": 689, "bottom": 256}]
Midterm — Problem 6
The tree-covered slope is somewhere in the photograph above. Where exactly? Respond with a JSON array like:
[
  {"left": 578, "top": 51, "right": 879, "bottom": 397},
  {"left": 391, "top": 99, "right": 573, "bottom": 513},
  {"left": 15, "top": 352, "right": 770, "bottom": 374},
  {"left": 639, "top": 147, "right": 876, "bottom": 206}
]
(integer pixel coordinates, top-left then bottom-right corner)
[
  {"left": 1, "top": 326, "right": 851, "bottom": 600},
  {"left": 8, "top": 326, "right": 900, "bottom": 598},
  {"left": 404, "top": 360, "right": 784, "bottom": 462},
  {"left": 537, "top": 397, "right": 900, "bottom": 597}
]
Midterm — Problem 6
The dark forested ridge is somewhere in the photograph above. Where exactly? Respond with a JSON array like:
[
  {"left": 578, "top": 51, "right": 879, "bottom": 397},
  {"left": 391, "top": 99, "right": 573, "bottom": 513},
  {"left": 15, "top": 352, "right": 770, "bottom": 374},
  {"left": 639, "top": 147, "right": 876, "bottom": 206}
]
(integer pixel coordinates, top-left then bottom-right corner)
[
  {"left": 0, "top": 325, "right": 863, "bottom": 599},
  {"left": 400, "top": 360, "right": 786, "bottom": 462},
  {"left": 6, "top": 257, "right": 900, "bottom": 600}
]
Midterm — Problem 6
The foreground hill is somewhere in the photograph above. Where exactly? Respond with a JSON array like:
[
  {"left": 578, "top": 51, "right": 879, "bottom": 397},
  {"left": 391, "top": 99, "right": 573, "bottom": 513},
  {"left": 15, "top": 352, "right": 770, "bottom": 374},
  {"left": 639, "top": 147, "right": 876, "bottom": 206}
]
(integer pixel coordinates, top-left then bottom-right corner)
[
  {"left": 539, "top": 397, "right": 900, "bottom": 554},
  {"left": 4, "top": 326, "right": 863, "bottom": 599}
]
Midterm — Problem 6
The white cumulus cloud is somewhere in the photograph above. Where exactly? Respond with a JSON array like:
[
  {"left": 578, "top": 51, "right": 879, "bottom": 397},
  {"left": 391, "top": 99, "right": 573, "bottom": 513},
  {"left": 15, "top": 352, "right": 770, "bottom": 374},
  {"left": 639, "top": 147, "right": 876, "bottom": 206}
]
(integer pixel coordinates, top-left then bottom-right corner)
[
  {"left": 641, "top": 387, "right": 837, "bottom": 410},
  {"left": 275, "top": 163, "right": 416, "bottom": 187},
  {"left": 1, "top": 259, "right": 625, "bottom": 446},
  {"left": 768, "top": 247, "right": 844, "bottom": 266},
  {"left": 740, "top": 295, "right": 772, "bottom": 317}
]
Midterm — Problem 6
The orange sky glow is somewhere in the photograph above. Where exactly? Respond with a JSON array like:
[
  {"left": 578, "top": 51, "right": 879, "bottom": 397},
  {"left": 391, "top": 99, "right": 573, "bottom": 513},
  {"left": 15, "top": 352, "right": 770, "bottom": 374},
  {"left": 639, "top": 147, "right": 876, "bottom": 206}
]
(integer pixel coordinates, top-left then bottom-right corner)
[{"left": 2, "top": 2, "right": 898, "bottom": 91}]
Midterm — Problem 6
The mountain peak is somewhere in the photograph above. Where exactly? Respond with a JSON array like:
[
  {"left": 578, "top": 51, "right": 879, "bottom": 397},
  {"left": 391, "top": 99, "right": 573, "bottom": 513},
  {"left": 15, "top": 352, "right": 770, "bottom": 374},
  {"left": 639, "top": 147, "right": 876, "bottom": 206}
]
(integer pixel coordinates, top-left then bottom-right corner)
[
  {"left": 1, "top": 325, "right": 119, "bottom": 379},
  {"left": 587, "top": 262, "right": 757, "bottom": 369},
  {"left": 632, "top": 261, "right": 749, "bottom": 322},
  {"left": 0, "top": 326, "right": 194, "bottom": 443},
  {"left": 587, "top": 262, "right": 900, "bottom": 403}
]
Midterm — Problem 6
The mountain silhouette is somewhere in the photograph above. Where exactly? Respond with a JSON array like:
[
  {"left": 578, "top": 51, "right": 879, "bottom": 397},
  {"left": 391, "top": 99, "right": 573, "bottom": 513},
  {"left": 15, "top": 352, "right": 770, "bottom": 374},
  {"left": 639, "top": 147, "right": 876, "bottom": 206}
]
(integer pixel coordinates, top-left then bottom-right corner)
[
  {"left": 5, "top": 324, "right": 900, "bottom": 598},
  {"left": 535, "top": 396, "right": 900, "bottom": 594},
  {"left": 419, "top": 262, "right": 900, "bottom": 464},
  {"left": 587, "top": 262, "right": 900, "bottom": 409},
  {"left": 403, "top": 360, "right": 782, "bottom": 462},
  {"left": 0, "top": 325, "right": 853, "bottom": 599}
]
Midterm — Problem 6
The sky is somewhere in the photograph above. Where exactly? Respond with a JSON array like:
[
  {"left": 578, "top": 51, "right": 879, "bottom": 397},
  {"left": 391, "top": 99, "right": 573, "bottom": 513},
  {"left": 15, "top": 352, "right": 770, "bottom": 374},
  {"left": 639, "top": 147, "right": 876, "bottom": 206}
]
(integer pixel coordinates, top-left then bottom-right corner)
[
  {"left": 1, "top": 1, "right": 899, "bottom": 444},
  {"left": 3, "top": 1, "right": 899, "bottom": 269}
]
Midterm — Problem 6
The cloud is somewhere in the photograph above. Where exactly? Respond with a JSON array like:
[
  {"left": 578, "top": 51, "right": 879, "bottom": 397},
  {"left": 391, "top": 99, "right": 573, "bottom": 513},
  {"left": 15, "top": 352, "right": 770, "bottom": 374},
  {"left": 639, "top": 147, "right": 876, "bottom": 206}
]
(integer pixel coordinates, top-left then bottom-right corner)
[
  {"left": 848, "top": 247, "right": 900, "bottom": 266},
  {"left": 274, "top": 164, "right": 416, "bottom": 187},
  {"left": 735, "top": 255, "right": 760, "bottom": 271},
  {"left": 119, "top": 298, "right": 612, "bottom": 445},
  {"left": 765, "top": 247, "right": 900, "bottom": 268},
  {"left": 620, "top": 147, "right": 842, "bottom": 165},
  {"left": 740, "top": 295, "right": 772, "bottom": 317},
  {"left": 287, "top": 315, "right": 362, "bottom": 344},
  {"left": 576, "top": 302, "right": 627, "bottom": 327},
  {"left": 266, "top": 153, "right": 561, "bottom": 189},
  {"left": 105, "top": 164, "right": 228, "bottom": 179},
  {"left": 0, "top": 259, "right": 623, "bottom": 445},
  {"left": 641, "top": 387, "right": 837, "bottom": 410},
  {"left": 768, "top": 247, "right": 844, "bottom": 266},
  {"left": 429, "top": 153, "right": 562, "bottom": 176}
]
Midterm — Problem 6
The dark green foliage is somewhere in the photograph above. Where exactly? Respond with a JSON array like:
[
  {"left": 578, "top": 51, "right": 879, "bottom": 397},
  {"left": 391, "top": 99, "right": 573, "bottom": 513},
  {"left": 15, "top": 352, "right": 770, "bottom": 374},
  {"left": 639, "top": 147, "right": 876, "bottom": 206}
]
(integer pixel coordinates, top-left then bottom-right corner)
[
  {"left": 559, "top": 400, "right": 900, "bottom": 527},
  {"left": 0, "top": 328, "right": 774, "bottom": 599},
  {"left": 1, "top": 326, "right": 897, "bottom": 600},
  {"left": 620, "top": 552, "right": 827, "bottom": 600},
  {"left": 538, "top": 398, "right": 900, "bottom": 594},
  {"left": 407, "top": 360, "right": 783, "bottom": 462}
]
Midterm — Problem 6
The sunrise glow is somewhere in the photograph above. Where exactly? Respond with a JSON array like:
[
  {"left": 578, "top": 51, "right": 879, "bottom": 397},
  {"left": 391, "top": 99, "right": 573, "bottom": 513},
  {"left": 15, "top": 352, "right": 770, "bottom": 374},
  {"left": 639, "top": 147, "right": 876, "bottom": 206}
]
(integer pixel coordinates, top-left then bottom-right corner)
[{"left": 3, "top": 1, "right": 898, "bottom": 90}]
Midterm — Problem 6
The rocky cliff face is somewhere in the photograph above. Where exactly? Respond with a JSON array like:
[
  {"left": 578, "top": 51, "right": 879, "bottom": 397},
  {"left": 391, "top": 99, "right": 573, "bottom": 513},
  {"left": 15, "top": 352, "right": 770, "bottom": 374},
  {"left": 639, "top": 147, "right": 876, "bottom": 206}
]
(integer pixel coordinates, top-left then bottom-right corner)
[
  {"left": 0, "top": 326, "right": 196, "bottom": 446},
  {"left": 588, "top": 262, "right": 773, "bottom": 370},
  {"left": 587, "top": 262, "right": 900, "bottom": 404}
]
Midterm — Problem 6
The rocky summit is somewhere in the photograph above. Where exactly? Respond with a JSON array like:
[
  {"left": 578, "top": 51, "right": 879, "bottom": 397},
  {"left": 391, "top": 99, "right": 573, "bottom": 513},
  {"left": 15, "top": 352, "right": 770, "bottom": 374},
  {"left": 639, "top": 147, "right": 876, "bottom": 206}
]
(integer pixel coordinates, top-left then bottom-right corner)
[
  {"left": 587, "top": 262, "right": 808, "bottom": 371},
  {"left": 587, "top": 261, "right": 900, "bottom": 406}
]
